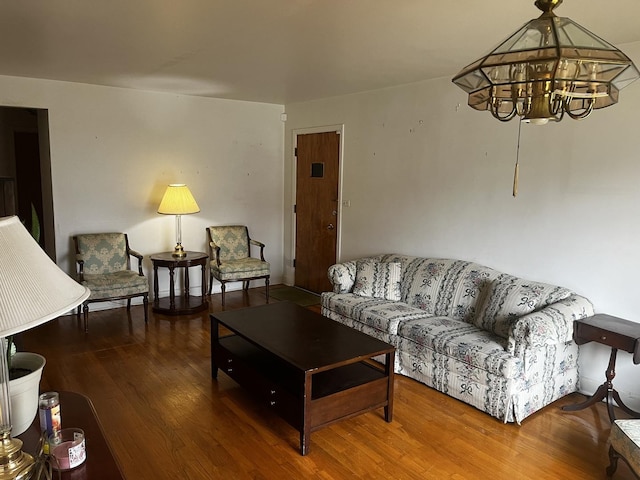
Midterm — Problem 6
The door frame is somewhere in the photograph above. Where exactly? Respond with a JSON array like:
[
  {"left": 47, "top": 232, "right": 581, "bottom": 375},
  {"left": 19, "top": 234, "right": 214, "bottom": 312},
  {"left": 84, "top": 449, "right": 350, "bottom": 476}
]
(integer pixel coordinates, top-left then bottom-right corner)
[{"left": 290, "top": 124, "right": 345, "bottom": 286}]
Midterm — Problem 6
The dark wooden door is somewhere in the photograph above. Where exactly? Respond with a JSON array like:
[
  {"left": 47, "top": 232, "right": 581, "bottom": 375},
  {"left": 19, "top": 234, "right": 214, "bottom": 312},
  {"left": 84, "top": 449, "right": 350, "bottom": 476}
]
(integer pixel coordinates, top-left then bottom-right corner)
[{"left": 295, "top": 132, "right": 340, "bottom": 293}]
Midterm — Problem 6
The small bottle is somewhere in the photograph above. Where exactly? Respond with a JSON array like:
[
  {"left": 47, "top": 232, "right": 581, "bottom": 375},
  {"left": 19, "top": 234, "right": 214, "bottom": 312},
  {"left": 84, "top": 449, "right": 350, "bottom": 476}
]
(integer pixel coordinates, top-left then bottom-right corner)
[{"left": 38, "top": 391, "right": 61, "bottom": 438}]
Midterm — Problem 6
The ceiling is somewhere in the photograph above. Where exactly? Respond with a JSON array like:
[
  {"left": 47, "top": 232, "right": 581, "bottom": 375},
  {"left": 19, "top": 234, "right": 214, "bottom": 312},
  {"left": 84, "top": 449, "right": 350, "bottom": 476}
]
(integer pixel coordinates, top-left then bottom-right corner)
[{"left": 1, "top": 0, "right": 639, "bottom": 105}]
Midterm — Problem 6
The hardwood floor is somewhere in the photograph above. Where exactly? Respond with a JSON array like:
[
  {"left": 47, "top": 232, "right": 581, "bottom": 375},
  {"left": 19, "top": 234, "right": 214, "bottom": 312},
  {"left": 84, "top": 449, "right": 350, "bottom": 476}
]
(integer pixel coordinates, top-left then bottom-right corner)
[{"left": 20, "top": 286, "right": 636, "bottom": 479}]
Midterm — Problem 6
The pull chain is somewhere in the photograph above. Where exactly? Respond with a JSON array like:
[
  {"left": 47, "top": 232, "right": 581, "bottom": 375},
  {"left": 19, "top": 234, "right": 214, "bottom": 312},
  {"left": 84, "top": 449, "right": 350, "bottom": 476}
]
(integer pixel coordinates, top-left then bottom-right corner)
[{"left": 513, "top": 120, "right": 522, "bottom": 197}]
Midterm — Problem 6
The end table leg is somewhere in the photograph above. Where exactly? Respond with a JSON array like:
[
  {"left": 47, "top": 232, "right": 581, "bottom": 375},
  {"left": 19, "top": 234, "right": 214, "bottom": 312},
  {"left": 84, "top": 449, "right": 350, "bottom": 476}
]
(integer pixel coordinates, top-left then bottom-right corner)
[
  {"left": 169, "top": 266, "right": 176, "bottom": 309},
  {"left": 153, "top": 265, "right": 159, "bottom": 303},
  {"left": 185, "top": 265, "right": 190, "bottom": 299},
  {"left": 201, "top": 263, "right": 206, "bottom": 297},
  {"left": 611, "top": 389, "right": 640, "bottom": 419},
  {"left": 606, "top": 390, "right": 617, "bottom": 422}
]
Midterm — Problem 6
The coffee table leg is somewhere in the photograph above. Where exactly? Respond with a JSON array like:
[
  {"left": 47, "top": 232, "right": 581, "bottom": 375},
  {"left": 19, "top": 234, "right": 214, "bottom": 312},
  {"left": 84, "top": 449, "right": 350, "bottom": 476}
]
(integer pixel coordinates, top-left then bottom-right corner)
[
  {"left": 211, "top": 316, "right": 219, "bottom": 379},
  {"left": 300, "top": 431, "right": 310, "bottom": 456},
  {"left": 300, "top": 372, "right": 312, "bottom": 455},
  {"left": 385, "top": 351, "right": 395, "bottom": 422}
]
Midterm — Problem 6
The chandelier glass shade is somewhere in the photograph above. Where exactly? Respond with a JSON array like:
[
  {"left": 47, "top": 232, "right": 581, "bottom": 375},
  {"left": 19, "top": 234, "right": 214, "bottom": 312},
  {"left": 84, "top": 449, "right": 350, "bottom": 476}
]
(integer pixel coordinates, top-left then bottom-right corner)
[{"left": 452, "top": 0, "right": 640, "bottom": 124}]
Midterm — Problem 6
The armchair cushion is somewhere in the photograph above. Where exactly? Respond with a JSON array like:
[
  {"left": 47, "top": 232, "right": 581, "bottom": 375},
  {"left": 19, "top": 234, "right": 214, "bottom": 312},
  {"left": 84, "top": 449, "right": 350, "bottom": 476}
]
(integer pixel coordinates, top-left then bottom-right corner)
[
  {"left": 212, "top": 258, "right": 270, "bottom": 281},
  {"left": 75, "top": 233, "right": 129, "bottom": 274},
  {"left": 83, "top": 271, "right": 149, "bottom": 300},
  {"left": 209, "top": 225, "right": 251, "bottom": 261},
  {"left": 608, "top": 419, "right": 640, "bottom": 478}
]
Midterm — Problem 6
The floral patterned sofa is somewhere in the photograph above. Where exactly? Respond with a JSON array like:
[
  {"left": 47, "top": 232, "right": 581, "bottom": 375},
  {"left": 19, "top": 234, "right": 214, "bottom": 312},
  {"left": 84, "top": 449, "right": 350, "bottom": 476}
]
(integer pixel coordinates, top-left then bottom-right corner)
[{"left": 321, "top": 254, "right": 594, "bottom": 423}]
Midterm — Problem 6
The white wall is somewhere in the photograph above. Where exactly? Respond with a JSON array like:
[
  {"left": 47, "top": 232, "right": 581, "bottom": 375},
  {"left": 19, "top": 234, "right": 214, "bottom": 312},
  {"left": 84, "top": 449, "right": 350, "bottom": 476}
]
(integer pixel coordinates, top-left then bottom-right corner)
[
  {"left": 0, "top": 74, "right": 284, "bottom": 300},
  {"left": 283, "top": 42, "right": 640, "bottom": 410}
]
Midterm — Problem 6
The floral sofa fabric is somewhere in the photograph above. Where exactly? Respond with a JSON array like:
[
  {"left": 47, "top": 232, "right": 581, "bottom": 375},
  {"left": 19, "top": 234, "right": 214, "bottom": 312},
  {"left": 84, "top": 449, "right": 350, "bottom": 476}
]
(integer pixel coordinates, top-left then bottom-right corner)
[{"left": 321, "top": 254, "right": 594, "bottom": 423}]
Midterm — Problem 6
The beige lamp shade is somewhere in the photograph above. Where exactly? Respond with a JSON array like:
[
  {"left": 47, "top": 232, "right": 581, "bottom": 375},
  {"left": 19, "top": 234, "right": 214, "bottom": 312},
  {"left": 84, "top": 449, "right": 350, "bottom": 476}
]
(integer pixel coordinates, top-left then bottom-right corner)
[
  {"left": 157, "top": 184, "right": 200, "bottom": 258},
  {"left": 157, "top": 184, "right": 200, "bottom": 215},
  {"left": 0, "top": 215, "right": 90, "bottom": 479},
  {"left": 0, "top": 216, "right": 90, "bottom": 337}
]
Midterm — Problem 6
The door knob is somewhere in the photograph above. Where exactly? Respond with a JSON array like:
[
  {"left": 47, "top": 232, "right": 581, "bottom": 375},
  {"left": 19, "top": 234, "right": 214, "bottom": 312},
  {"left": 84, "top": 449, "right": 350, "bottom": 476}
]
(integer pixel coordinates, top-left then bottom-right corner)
[{"left": 327, "top": 224, "right": 335, "bottom": 230}]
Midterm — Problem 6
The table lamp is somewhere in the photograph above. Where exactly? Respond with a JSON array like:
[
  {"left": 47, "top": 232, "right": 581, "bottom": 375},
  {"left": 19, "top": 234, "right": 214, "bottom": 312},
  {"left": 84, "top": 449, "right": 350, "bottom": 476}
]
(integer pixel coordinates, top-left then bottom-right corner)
[
  {"left": 157, "top": 184, "right": 200, "bottom": 258},
  {"left": 0, "top": 215, "right": 90, "bottom": 479}
]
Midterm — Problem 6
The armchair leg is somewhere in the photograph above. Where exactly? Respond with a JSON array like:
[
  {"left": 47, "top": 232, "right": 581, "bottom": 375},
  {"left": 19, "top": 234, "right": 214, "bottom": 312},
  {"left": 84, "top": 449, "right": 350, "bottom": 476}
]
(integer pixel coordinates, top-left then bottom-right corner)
[
  {"left": 83, "top": 304, "right": 89, "bottom": 333},
  {"left": 243, "top": 280, "right": 250, "bottom": 291},
  {"left": 143, "top": 295, "right": 149, "bottom": 323},
  {"left": 209, "top": 273, "right": 213, "bottom": 296},
  {"left": 127, "top": 299, "right": 132, "bottom": 311},
  {"left": 221, "top": 283, "right": 226, "bottom": 306},
  {"left": 265, "top": 278, "right": 270, "bottom": 303},
  {"left": 606, "top": 445, "right": 619, "bottom": 478}
]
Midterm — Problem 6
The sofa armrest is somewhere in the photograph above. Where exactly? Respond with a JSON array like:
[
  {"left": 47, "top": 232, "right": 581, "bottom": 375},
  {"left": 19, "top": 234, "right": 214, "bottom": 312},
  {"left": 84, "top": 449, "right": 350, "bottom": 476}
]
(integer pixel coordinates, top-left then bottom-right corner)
[
  {"left": 327, "top": 255, "right": 395, "bottom": 293},
  {"left": 327, "top": 261, "right": 358, "bottom": 293},
  {"left": 506, "top": 294, "right": 594, "bottom": 356}
]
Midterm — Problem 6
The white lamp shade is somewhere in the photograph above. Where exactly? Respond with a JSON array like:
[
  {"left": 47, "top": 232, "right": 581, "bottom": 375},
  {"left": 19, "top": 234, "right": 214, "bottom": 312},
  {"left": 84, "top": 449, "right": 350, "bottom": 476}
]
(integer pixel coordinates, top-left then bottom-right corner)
[
  {"left": 0, "top": 216, "right": 90, "bottom": 337},
  {"left": 157, "top": 184, "right": 200, "bottom": 215}
]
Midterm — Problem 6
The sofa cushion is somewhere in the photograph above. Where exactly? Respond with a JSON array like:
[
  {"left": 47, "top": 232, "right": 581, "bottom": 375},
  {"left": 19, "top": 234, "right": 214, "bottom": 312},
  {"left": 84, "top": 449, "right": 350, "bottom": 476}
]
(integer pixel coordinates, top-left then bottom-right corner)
[
  {"left": 353, "top": 260, "right": 402, "bottom": 301},
  {"left": 474, "top": 274, "right": 573, "bottom": 338},
  {"left": 402, "top": 258, "right": 499, "bottom": 322},
  {"left": 398, "top": 316, "right": 523, "bottom": 379},
  {"left": 322, "top": 292, "right": 429, "bottom": 335}
]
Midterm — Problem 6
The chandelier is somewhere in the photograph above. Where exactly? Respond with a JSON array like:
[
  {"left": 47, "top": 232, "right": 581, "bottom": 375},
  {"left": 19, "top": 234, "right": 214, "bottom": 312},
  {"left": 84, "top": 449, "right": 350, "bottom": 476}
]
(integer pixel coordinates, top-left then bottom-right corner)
[{"left": 452, "top": 0, "right": 639, "bottom": 124}]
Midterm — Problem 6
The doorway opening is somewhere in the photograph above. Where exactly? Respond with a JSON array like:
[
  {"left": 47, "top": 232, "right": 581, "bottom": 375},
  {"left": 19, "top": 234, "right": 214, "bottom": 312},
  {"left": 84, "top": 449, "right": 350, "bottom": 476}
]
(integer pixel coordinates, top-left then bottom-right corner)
[{"left": 0, "top": 107, "right": 55, "bottom": 259}]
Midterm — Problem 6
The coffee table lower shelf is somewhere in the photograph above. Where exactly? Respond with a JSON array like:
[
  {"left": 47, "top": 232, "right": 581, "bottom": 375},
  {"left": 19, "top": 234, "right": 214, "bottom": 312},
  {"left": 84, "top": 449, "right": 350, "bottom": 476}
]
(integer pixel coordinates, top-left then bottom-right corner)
[{"left": 212, "top": 335, "right": 394, "bottom": 455}]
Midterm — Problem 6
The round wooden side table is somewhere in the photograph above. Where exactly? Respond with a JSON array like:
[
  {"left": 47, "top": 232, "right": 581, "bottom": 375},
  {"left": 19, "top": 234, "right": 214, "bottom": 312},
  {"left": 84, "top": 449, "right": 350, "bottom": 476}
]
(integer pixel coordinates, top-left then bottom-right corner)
[{"left": 150, "top": 251, "right": 208, "bottom": 315}]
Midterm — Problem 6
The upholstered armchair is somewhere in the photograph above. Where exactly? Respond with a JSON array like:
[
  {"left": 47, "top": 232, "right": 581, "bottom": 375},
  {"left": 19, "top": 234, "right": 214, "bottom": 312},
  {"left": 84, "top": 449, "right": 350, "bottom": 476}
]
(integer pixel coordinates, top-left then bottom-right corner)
[
  {"left": 74, "top": 232, "right": 149, "bottom": 332},
  {"left": 207, "top": 225, "right": 270, "bottom": 305}
]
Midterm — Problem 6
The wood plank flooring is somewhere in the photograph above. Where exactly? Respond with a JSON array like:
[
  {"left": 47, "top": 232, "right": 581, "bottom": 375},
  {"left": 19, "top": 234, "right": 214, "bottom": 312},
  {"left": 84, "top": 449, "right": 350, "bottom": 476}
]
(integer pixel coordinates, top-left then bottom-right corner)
[{"left": 19, "top": 285, "right": 636, "bottom": 479}]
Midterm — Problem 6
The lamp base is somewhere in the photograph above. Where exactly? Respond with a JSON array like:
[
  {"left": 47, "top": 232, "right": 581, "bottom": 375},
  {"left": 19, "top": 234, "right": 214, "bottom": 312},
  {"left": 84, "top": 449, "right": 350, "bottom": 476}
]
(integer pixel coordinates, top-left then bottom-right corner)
[
  {"left": 172, "top": 244, "right": 187, "bottom": 258},
  {"left": 0, "top": 435, "right": 35, "bottom": 480}
]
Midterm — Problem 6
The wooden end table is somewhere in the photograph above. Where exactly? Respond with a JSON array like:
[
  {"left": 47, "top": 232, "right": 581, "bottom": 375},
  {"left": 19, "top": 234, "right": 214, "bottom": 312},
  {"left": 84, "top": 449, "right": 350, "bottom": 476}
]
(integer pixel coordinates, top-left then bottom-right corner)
[
  {"left": 150, "top": 251, "right": 208, "bottom": 315},
  {"left": 17, "top": 391, "right": 124, "bottom": 479},
  {"left": 562, "top": 313, "right": 640, "bottom": 422}
]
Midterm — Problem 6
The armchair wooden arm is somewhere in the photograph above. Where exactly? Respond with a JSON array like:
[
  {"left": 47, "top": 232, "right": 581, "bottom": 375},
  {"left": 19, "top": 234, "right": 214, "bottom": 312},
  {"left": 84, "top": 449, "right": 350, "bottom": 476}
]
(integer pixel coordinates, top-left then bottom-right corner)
[
  {"left": 127, "top": 248, "right": 144, "bottom": 275},
  {"left": 208, "top": 239, "right": 222, "bottom": 267},
  {"left": 76, "top": 256, "right": 86, "bottom": 282},
  {"left": 249, "top": 238, "right": 266, "bottom": 261}
]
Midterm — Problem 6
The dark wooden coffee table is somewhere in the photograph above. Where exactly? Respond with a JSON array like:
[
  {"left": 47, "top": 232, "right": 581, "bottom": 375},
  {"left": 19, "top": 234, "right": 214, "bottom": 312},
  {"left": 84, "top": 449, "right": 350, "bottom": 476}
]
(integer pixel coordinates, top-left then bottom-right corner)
[{"left": 210, "top": 302, "right": 395, "bottom": 455}]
